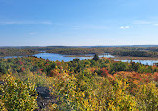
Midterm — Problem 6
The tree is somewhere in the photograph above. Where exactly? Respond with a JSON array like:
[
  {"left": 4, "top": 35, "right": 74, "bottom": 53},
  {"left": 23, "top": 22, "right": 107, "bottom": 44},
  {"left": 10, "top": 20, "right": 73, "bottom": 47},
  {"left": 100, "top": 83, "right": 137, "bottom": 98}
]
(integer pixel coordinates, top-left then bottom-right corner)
[{"left": 93, "top": 54, "right": 99, "bottom": 61}]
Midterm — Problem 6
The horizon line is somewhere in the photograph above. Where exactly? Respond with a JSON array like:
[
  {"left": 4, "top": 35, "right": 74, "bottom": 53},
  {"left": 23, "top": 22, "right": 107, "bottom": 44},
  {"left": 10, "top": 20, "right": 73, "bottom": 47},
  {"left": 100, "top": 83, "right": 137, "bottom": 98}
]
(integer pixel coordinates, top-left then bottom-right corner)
[{"left": 0, "top": 44, "right": 158, "bottom": 48}]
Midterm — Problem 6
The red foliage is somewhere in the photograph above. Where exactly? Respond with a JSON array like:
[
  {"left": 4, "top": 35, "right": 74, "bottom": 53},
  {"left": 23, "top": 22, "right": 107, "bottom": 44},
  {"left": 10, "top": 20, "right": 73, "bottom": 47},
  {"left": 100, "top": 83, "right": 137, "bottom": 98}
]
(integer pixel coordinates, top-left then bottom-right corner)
[
  {"left": 45, "top": 64, "right": 49, "bottom": 66},
  {"left": 46, "top": 59, "right": 50, "bottom": 62},
  {"left": 17, "top": 61, "right": 23, "bottom": 65},
  {"left": 56, "top": 62, "right": 61, "bottom": 66},
  {"left": 20, "top": 67, "right": 25, "bottom": 72},
  {"left": 49, "top": 69, "right": 60, "bottom": 77},
  {"left": 101, "top": 68, "right": 109, "bottom": 77}
]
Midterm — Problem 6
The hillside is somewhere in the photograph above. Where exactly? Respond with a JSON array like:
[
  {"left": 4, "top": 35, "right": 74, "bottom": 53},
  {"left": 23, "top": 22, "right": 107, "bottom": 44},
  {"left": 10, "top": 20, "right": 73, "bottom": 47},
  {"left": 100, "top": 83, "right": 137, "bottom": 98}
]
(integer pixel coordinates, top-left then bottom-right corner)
[{"left": 0, "top": 56, "right": 158, "bottom": 110}]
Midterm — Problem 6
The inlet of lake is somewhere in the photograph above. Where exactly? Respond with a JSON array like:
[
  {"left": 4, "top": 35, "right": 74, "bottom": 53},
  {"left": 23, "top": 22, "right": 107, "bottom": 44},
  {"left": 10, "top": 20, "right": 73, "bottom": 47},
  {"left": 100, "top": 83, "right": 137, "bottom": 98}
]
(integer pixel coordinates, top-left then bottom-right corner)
[{"left": 1, "top": 53, "right": 158, "bottom": 66}]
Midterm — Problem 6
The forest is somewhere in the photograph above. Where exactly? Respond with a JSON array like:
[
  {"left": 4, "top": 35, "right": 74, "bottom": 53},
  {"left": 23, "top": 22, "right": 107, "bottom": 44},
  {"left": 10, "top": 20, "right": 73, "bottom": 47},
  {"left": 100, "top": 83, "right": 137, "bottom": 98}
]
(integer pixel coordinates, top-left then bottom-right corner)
[
  {"left": 46, "top": 47, "right": 158, "bottom": 57},
  {"left": 0, "top": 55, "right": 158, "bottom": 110},
  {"left": 0, "top": 46, "right": 158, "bottom": 58},
  {"left": 1, "top": 0, "right": 158, "bottom": 110},
  {"left": 0, "top": 48, "right": 38, "bottom": 57}
]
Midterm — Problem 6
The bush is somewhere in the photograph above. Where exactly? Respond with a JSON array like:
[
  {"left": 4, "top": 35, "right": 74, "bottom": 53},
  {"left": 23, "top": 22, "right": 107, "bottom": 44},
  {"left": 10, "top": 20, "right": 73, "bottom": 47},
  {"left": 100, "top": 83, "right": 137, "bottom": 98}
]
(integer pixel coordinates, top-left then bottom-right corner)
[
  {"left": 0, "top": 75, "right": 37, "bottom": 111},
  {"left": 136, "top": 82, "right": 158, "bottom": 110}
]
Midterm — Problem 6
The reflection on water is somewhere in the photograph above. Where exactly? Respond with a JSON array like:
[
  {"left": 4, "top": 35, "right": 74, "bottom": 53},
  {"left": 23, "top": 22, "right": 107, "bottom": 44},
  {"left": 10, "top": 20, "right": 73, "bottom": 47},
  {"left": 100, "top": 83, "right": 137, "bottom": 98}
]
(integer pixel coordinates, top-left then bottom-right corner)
[{"left": 1, "top": 53, "right": 158, "bottom": 66}]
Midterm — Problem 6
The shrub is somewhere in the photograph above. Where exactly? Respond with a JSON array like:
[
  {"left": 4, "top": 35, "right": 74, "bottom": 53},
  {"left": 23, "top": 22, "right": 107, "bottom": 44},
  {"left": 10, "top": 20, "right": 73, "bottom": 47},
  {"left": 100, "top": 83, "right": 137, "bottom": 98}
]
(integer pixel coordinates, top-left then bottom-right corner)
[{"left": 0, "top": 75, "right": 37, "bottom": 111}]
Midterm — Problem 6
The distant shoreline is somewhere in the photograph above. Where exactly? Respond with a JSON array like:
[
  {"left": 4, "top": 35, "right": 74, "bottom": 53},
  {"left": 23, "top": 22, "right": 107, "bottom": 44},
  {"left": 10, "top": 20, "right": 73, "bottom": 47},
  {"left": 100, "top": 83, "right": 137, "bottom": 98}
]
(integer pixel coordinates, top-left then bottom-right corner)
[
  {"left": 1, "top": 52, "right": 158, "bottom": 61},
  {"left": 64, "top": 55, "right": 158, "bottom": 60},
  {"left": 64, "top": 55, "right": 93, "bottom": 57},
  {"left": 113, "top": 56, "right": 158, "bottom": 60}
]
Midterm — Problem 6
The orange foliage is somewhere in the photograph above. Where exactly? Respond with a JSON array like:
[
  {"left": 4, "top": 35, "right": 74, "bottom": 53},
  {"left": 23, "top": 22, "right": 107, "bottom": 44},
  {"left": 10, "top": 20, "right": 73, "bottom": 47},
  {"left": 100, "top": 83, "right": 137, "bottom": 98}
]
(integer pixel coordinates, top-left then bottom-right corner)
[
  {"left": 20, "top": 67, "right": 25, "bottom": 72},
  {"left": 153, "top": 72, "right": 158, "bottom": 82},
  {"left": 49, "top": 69, "right": 60, "bottom": 77}
]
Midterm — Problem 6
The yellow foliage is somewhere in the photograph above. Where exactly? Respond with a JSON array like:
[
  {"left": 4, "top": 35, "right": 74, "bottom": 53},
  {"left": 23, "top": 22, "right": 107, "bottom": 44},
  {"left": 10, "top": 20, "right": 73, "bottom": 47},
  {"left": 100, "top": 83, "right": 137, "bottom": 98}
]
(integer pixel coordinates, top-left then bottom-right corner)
[
  {"left": 0, "top": 75, "right": 37, "bottom": 111},
  {"left": 136, "top": 82, "right": 158, "bottom": 110}
]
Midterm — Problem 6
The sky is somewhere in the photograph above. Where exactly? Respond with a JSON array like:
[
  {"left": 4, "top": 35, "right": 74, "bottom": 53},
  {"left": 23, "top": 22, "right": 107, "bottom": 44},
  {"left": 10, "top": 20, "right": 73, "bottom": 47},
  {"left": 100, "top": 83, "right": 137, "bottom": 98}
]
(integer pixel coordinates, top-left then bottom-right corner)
[{"left": 0, "top": 0, "right": 158, "bottom": 46}]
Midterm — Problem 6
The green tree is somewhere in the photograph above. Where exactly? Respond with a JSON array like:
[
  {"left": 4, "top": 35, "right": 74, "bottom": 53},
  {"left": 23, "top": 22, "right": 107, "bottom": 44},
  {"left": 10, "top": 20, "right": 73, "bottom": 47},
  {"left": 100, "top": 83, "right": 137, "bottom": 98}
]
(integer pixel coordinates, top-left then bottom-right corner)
[{"left": 93, "top": 54, "right": 99, "bottom": 61}]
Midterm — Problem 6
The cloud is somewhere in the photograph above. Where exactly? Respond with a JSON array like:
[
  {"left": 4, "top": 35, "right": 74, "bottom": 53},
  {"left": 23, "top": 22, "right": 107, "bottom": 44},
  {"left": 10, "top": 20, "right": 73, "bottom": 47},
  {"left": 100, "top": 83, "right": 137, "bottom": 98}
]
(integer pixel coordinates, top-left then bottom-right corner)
[
  {"left": 153, "top": 24, "right": 158, "bottom": 26},
  {"left": 0, "top": 21, "right": 53, "bottom": 25},
  {"left": 120, "top": 26, "right": 130, "bottom": 29}
]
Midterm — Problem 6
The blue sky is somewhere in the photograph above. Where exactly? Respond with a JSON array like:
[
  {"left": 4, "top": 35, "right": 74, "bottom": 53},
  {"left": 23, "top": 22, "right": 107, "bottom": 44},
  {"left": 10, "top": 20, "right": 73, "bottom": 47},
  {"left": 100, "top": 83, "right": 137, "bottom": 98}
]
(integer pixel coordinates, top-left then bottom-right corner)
[{"left": 0, "top": 0, "right": 158, "bottom": 46}]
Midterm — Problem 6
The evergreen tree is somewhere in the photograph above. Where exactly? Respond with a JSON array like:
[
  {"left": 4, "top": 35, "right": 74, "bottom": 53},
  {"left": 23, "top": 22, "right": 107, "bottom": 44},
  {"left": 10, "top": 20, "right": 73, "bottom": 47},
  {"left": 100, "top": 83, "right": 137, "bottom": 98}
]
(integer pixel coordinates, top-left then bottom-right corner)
[{"left": 93, "top": 54, "right": 99, "bottom": 61}]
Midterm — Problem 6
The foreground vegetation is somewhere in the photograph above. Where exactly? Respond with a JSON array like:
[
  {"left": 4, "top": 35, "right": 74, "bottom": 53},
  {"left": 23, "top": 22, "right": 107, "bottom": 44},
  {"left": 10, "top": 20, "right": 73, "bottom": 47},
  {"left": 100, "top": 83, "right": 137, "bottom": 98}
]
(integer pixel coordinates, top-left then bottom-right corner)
[{"left": 0, "top": 56, "right": 158, "bottom": 110}]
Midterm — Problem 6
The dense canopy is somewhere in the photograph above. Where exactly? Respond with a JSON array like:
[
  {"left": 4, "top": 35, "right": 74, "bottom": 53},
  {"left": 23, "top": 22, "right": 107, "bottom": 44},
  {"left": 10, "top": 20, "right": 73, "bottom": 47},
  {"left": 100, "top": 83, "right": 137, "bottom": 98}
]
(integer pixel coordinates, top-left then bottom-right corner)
[{"left": 0, "top": 56, "right": 158, "bottom": 110}]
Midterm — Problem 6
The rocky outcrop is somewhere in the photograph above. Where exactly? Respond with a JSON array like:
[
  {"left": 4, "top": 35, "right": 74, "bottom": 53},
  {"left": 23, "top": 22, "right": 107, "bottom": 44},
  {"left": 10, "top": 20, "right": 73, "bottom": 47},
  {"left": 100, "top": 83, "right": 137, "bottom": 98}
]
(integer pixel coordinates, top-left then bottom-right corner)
[{"left": 36, "top": 87, "right": 57, "bottom": 110}]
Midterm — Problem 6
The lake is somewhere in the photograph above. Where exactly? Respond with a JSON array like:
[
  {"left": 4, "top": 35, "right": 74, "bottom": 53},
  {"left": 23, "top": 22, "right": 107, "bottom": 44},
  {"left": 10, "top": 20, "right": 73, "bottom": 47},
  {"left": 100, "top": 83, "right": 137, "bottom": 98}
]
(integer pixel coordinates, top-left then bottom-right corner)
[
  {"left": 33, "top": 53, "right": 114, "bottom": 62},
  {"left": 1, "top": 53, "right": 158, "bottom": 66},
  {"left": 115, "top": 59, "right": 158, "bottom": 66}
]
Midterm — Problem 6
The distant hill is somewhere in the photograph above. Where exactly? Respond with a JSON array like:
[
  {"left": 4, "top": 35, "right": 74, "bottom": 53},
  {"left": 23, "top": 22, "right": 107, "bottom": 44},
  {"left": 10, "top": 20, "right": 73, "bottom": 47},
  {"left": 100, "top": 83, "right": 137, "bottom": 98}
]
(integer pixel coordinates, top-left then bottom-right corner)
[
  {"left": 38, "top": 45, "right": 158, "bottom": 48},
  {"left": 0, "top": 45, "right": 158, "bottom": 49}
]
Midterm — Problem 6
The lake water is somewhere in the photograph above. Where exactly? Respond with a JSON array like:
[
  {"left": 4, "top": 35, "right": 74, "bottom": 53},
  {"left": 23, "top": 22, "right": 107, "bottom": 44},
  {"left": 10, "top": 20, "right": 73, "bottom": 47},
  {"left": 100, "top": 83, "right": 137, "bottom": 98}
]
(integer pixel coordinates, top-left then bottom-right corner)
[
  {"left": 33, "top": 53, "right": 114, "bottom": 62},
  {"left": 32, "top": 53, "right": 158, "bottom": 66},
  {"left": 115, "top": 59, "right": 158, "bottom": 66},
  {"left": 33, "top": 53, "right": 93, "bottom": 62},
  {"left": 1, "top": 53, "right": 158, "bottom": 66}
]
